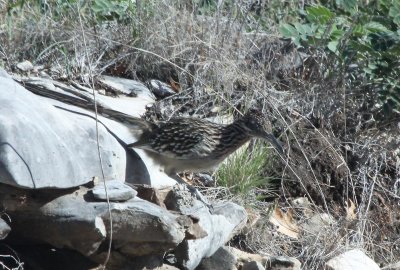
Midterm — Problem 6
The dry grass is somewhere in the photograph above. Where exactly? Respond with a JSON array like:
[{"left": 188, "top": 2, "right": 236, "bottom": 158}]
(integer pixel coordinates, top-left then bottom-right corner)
[{"left": 1, "top": 0, "right": 399, "bottom": 269}]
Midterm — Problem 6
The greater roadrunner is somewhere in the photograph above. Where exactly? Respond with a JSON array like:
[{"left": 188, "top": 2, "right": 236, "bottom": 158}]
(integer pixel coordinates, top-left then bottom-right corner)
[
  {"left": 126, "top": 110, "right": 283, "bottom": 175},
  {"left": 125, "top": 109, "right": 283, "bottom": 209}
]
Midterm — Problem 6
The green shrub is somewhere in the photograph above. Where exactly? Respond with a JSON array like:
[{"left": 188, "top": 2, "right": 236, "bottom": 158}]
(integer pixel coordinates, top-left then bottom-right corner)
[
  {"left": 279, "top": 1, "right": 400, "bottom": 116},
  {"left": 6, "top": 0, "right": 139, "bottom": 24}
]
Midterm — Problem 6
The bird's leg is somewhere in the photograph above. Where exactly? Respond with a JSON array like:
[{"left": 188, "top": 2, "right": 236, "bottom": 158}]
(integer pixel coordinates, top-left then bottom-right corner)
[{"left": 169, "top": 174, "right": 214, "bottom": 213}]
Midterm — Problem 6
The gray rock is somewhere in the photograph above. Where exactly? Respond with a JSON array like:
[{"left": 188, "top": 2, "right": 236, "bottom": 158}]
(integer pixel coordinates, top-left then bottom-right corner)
[
  {"left": 326, "top": 249, "right": 380, "bottom": 270},
  {"left": 1, "top": 184, "right": 186, "bottom": 257},
  {"left": 6, "top": 191, "right": 107, "bottom": 256},
  {"left": 103, "top": 199, "right": 186, "bottom": 256},
  {"left": 146, "top": 79, "right": 176, "bottom": 98},
  {"left": 16, "top": 60, "right": 34, "bottom": 72},
  {"left": 267, "top": 256, "right": 301, "bottom": 270},
  {"left": 91, "top": 180, "right": 137, "bottom": 201},
  {"left": 0, "top": 76, "right": 127, "bottom": 188},
  {"left": 227, "top": 246, "right": 266, "bottom": 265},
  {"left": 0, "top": 217, "right": 11, "bottom": 239},
  {"left": 98, "top": 75, "right": 155, "bottom": 99},
  {"left": 242, "top": 261, "right": 265, "bottom": 270},
  {"left": 196, "top": 246, "right": 237, "bottom": 270},
  {"left": 175, "top": 201, "right": 247, "bottom": 270}
]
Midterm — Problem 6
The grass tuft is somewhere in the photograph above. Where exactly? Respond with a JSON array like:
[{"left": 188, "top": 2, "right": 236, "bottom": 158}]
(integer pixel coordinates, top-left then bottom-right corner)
[{"left": 216, "top": 142, "right": 277, "bottom": 198}]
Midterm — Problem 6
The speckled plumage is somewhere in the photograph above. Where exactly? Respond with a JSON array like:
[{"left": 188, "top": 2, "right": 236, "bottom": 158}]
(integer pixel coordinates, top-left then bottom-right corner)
[{"left": 128, "top": 111, "right": 283, "bottom": 175}]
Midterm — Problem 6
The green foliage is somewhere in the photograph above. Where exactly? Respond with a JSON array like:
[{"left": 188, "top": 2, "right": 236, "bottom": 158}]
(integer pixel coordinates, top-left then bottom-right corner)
[
  {"left": 6, "top": 0, "right": 138, "bottom": 24},
  {"left": 216, "top": 143, "right": 275, "bottom": 197},
  {"left": 279, "top": 1, "right": 400, "bottom": 115},
  {"left": 91, "top": 0, "right": 135, "bottom": 23}
]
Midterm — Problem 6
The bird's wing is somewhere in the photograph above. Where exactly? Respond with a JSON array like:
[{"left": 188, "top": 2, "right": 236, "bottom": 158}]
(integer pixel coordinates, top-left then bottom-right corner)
[{"left": 130, "top": 118, "right": 221, "bottom": 159}]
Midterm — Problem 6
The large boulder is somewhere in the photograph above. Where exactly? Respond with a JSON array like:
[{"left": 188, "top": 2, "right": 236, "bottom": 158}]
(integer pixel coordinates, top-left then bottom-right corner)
[
  {"left": 0, "top": 74, "right": 126, "bottom": 188},
  {"left": 0, "top": 69, "right": 249, "bottom": 270},
  {"left": 175, "top": 202, "right": 247, "bottom": 269},
  {"left": 1, "top": 184, "right": 187, "bottom": 257}
]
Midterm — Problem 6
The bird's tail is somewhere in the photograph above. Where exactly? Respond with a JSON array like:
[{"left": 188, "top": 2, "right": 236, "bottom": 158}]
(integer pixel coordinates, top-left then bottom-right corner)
[{"left": 21, "top": 78, "right": 150, "bottom": 129}]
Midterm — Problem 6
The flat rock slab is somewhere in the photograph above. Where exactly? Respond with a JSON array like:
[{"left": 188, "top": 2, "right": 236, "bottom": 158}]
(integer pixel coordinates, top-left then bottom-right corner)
[
  {"left": 0, "top": 75, "right": 126, "bottom": 188},
  {"left": 91, "top": 180, "right": 137, "bottom": 201},
  {"left": 326, "top": 249, "right": 380, "bottom": 270}
]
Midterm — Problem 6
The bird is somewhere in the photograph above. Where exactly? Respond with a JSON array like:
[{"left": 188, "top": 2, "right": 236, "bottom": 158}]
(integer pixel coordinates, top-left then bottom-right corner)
[
  {"left": 126, "top": 109, "right": 283, "bottom": 175},
  {"left": 125, "top": 109, "right": 284, "bottom": 210}
]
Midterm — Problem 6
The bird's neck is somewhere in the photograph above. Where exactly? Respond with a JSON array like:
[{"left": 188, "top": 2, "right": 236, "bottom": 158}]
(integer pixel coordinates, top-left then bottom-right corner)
[{"left": 215, "top": 121, "right": 251, "bottom": 157}]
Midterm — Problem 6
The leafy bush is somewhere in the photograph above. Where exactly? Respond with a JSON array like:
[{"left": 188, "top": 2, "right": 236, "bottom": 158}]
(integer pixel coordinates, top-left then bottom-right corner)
[
  {"left": 279, "top": 1, "right": 400, "bottom": 116},
  {"left": 6, "top": 0, "right": 138, "bottom": 24}
]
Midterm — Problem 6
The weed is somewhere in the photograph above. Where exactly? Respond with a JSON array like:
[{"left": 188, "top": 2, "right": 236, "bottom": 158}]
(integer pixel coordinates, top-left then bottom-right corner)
[{"left": 216, "top": 142, "right": 276, "bottom": 198}]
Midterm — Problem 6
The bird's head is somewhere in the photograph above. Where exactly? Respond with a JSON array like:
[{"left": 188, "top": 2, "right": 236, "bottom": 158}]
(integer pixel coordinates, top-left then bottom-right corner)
[{"left": 240, "top": 109, "right": 284, "bottom": 155}]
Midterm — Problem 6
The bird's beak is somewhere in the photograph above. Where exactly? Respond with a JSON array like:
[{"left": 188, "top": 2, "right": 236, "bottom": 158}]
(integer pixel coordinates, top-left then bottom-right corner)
[{"left": 263, "top": 133, "right": 284, "bottom": 155}]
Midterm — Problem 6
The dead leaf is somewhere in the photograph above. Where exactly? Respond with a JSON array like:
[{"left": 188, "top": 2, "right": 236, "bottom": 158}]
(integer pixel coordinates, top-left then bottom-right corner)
[
  {"left": 168, "top": 77, "right": 180, "bottom": 92},
  {"left": 269, "top": 207, "right": 299, "bottom": 239},
  {"left": 345, "top": 199, "right": 357, "bottom": 221}
]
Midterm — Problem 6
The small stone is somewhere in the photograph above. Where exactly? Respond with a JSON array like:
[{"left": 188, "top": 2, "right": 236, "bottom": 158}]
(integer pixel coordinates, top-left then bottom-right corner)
[
  {"left": 227, "top": 246, "right": 266, "bottom": 264},
  {"left": 326, "top": 249, "right": 380, "bottom": 270},
  {"left": 210, "top": 106, "right": 221, "bottom": 113},
  {"left": 135, "top": 185, "right": 171, "bottom": 207},
  {"left": 197, "top": 246, "right": 237, "bottom": 270},
  {"left": 197, "top": 173, "right": 214, "bottom": 186},
  {"left": 268, "top": 256, "right": 301, "bottom": 270},
  {"left": 146, "top": 79, "right": 176, "bottom": 99},
  {"left": 91, "top": 180, "right": 137, "bottom": 201},
  {"left": 16, "top": 60, "right": 34, "bottom": 72},
  {"left": 242, "top": 261, "right": 265, "bottom": 270}
]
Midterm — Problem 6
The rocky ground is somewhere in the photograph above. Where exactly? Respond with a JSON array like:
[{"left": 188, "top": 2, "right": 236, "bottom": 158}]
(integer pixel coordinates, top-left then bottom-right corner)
[
  {"left": 1, "top": 60, "right": 398, "bottom": 269},
  {"left": 0, "top": 1, "right": 399, "bottom": 269}
]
